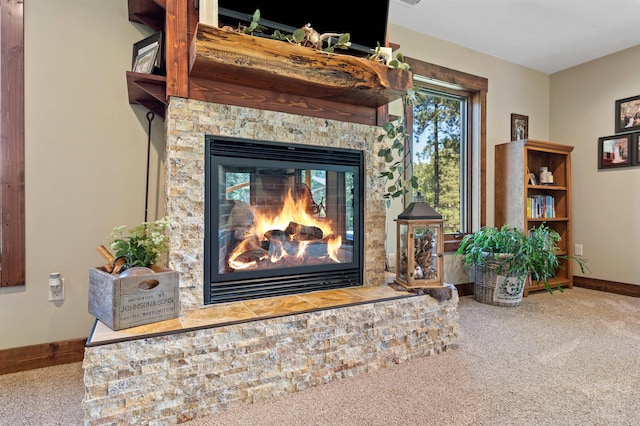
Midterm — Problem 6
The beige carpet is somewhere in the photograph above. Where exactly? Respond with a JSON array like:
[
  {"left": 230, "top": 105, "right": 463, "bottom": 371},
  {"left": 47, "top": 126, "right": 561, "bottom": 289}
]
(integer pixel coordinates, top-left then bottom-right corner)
[{"left": 1, "top": 287, "right": 638, "bottom": 425}]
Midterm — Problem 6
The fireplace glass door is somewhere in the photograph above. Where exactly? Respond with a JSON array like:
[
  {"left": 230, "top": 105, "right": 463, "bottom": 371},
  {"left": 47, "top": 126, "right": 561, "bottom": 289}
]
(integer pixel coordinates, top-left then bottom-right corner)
[{"left": 205, "top": 136, "right": 363, "bottom": 304}]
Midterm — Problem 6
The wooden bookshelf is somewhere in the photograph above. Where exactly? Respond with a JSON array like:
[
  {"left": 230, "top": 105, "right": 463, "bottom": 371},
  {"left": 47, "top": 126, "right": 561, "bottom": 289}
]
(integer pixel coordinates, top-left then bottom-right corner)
[{"left": 495, "top": 139, "right": 574, "bottom": 295}]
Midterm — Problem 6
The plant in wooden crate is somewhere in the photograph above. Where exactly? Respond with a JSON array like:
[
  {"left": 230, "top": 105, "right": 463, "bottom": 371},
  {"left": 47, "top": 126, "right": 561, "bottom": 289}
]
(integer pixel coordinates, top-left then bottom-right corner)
[
  {"left": 105, "top": 216, "right": 170, "bottom": 272},
  {"left": 90, "top": 217, "right": 179, "bottom": 331},
  {"left": 455, "top": 223, "right": 588, "bottom": 306}
]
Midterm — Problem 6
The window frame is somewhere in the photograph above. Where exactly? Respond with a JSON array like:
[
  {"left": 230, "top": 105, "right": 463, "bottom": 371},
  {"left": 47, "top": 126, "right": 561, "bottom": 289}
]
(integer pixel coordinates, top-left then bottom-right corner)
[
  {"left": 0, "top": 0, "right": 26, "bottom": 287},
  {"left": 404, "top": 58, "right": 488, "bottom": 252}
]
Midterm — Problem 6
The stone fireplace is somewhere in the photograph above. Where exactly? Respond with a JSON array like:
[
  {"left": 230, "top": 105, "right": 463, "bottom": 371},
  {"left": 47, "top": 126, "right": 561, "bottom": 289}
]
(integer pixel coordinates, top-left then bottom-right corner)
[
  {"left": 80, "top": 11, "right": 460, "bottom": 422},
  {"left": 82, "top": 97, "right": 459, "bottom": 424},
  {"left": 166, "top": 97, "right": 390, "bottom": 311}
]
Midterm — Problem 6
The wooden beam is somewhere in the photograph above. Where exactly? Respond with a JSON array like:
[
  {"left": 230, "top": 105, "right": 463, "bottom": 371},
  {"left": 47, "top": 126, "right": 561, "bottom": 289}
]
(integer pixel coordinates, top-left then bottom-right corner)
[
  {"left": 165, "top": 0, "right": 188, "bottom": 98},
  {"left": 189, "top": 24, "right": 412, "bottom": 109},
  {"left": 0, "top": 0, "right": 26, "bottom": 287},
  {"left": 188, "top": 77, "right": 379, "bottom": 126}
]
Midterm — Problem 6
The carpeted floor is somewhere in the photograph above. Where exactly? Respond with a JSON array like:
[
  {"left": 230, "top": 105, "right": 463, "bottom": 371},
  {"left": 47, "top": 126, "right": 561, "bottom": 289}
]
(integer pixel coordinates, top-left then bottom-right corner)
[{"left": 1, "top": 287, "right": 638, "bottom": 425}]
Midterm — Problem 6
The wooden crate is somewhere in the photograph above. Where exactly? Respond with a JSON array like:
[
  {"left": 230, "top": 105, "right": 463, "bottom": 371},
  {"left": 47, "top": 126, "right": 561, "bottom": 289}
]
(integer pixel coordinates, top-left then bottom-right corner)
[{"left": 88, "top": 265, "right": 179, "bottom": 331}]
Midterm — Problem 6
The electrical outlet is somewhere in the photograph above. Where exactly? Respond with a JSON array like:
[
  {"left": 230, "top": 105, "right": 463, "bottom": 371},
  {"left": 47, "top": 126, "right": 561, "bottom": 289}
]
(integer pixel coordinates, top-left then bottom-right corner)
[
  {"left": 574, "top": 244, "right": 583, "bottom": 256},
  {"left": 49, "top": 277, "right": 65, "bottom": 302}
]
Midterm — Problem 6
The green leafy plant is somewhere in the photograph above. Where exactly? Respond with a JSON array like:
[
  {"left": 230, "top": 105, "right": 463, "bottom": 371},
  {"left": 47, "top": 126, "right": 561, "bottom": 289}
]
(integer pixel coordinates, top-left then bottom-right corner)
[
  {"left": 321, "top": 32, "right": 351, "bottom": 53},
  {"left": 368, "top": 44, "right": 411, "bottom": 70},
  {"left": 455, "top": 223, "right": 589, "bottom": 293},
  {"left": 234, "top": 9, "right": 352, "bottom": 52},
  {"left": 274, "top": 25, "right": 351, "bottom": 52},
  {"left": 238, "top": 9, "right": 267, "bottom": 34},
  {"left": 377, "top": 87, "right": 426, "bottom": 205},
  {"left": 387, "top": 51, "right": 411, "bottom": 71},
  {"left": 106, "top": 217, "right": 170, "bottom": 269}
]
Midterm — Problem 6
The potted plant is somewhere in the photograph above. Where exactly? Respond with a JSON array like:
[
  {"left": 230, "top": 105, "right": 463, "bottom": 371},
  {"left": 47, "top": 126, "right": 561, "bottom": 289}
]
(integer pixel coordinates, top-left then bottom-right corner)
[
  {"left": 89, "top": 217, "right": 179, "bottom": 331},
  {"left": 106, "top": 216, "right": 170, "bottom": 272},
  {"left": 455, "top": 223, "right": 587, "bottom": 306}
]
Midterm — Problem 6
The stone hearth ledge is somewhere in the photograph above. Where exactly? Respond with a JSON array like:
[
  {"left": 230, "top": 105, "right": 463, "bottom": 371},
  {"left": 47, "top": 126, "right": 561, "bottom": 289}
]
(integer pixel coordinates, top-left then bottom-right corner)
[
  {"left": 87, "top": 278, "right": 421, "bottom": 346},
  {"left": 83, "top": 281, "right": 459, "bottom": 424}
]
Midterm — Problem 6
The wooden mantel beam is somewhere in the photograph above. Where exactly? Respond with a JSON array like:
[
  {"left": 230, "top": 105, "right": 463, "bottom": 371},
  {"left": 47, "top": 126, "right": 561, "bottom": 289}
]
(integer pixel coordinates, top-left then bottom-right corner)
[{"left": 189, "top": 24, "right": 412, "bottom": 109}]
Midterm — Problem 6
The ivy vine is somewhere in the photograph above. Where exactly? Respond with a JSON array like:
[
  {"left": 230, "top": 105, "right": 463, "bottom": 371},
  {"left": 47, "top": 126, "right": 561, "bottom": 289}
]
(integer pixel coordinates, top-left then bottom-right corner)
[{"left": 377, "top": 83, "right": 426, "bottom": 206}]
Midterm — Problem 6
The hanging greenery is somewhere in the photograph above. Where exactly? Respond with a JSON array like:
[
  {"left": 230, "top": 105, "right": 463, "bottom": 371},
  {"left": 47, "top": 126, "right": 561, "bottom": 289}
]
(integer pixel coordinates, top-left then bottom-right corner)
[{"left": 377, "top": 83, "right": 426, "bottom": 206}]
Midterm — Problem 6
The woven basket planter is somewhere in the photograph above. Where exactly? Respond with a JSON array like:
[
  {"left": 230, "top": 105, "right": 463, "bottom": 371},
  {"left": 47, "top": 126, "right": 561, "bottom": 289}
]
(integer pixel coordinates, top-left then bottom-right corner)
[{"left": 473, "top": 261, "right": 528, "bottom": 307}]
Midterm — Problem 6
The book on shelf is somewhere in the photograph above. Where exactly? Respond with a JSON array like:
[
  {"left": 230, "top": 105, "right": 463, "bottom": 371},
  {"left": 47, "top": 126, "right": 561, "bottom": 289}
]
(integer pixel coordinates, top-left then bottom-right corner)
[{"left": 527, "top": 195, "right": 555, "bottom": 218}]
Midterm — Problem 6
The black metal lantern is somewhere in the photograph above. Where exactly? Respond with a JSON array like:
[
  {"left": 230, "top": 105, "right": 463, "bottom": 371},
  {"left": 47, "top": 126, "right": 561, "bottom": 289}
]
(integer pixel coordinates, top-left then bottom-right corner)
[{"left": 394, "top": 193, "right": 444, "bottom": 289}]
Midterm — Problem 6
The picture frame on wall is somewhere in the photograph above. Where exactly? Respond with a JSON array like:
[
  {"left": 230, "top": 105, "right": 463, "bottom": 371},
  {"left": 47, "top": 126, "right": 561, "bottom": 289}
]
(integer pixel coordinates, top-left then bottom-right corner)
[
  {"left": 614, "top": 95, "right": 640, "bottom": 133},
  {"left": 598, "top": 134, "right": 631, "bottom": 169},
  {"left": 132, "top": 32, "right": 163, "bottom": 75},
  {"left": 510, "top": 114, "right": 528, "bottom": 141},
  {"left": 632, "top": 133, "right": 640, "bottom": 166}
]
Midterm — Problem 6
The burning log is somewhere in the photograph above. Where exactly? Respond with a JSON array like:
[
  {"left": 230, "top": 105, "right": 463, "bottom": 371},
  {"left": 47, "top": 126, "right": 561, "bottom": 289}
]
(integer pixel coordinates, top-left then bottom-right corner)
[
  {"left": 303, "top": 241, "right": 329, "bottom": 257},
  {"left": 264, "top": 229, "right": 289, "bottom": 242},
  {"left": 285, "top": 221, "right": 323, "bottom": 241},
  {"left": 235, "top": 248, "right": 268, "bottom": 263}
]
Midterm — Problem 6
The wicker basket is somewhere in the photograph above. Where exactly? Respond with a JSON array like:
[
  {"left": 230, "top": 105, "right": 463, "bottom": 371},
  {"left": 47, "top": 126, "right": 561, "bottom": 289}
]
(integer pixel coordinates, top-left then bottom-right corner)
[{"left": 473, "top": 262, "right": 527, "bottom": 307}]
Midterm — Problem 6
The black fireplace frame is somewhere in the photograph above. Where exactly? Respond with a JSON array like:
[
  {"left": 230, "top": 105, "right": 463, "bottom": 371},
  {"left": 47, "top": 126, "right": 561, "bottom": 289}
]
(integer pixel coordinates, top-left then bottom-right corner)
[{"left": 204, "top": 135, "right": 364, "bottom": 304}]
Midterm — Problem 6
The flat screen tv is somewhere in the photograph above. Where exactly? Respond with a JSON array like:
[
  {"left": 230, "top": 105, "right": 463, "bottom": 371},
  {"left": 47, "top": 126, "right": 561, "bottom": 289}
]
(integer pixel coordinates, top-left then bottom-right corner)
[{"left": 216, "top": 0, "right": 391, "bottom": 56}]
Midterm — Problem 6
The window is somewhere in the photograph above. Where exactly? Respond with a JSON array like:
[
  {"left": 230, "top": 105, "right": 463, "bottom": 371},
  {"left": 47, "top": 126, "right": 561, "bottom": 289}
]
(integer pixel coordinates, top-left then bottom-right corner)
[
  {"left": 404, "top": 58, "right": 488, "bottom": 251},
  {"left": 1, "top": 0, "right": 26, "bottom": 286},
  {"left": 411, "top": 87, "right": 468, "bottom": 234}
]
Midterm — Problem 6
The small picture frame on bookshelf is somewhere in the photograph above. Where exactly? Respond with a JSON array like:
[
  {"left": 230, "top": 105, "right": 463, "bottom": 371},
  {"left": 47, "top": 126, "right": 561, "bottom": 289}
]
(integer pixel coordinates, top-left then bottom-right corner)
[
  {"left": 528, "top": 172, "right": 537, "bottom": 185},
  {"left": 598, "top": 134, "right": 631, "bottom": 169}
]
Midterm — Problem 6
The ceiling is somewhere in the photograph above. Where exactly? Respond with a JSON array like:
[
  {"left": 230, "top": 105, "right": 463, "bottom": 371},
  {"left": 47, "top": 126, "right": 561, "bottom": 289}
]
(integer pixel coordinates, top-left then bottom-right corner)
[{"left": 388, "top": 0, "right": 640, "bottom": 74}]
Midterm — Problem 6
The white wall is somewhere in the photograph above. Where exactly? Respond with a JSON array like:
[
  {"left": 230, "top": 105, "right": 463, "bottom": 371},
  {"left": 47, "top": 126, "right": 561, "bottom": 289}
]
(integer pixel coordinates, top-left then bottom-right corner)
[
  {"left": 386, "top": 25, "right": 551, "bottom": 284},
  {"left": 550, "top": 45, "right": 640, "bottom": 285},
  {"left": 0, "top": 1, "right": 166, "bottom": 349}
]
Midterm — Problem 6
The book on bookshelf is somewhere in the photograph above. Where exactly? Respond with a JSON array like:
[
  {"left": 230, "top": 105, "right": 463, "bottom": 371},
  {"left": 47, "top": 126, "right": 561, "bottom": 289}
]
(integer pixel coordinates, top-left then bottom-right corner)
[{"left": 527, "top": 195, "right": 555, "bottom": 218}]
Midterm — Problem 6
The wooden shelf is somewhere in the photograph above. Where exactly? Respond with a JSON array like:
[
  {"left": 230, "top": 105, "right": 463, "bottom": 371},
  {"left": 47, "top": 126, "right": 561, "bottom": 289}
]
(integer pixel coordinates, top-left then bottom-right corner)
[
  {"left": 127, "top": 0, "right": 165, "bottom": 31},
  {"left": 528, "top": 184, "right": 567, "bottom": 191},
  {"left": 126, "top": 71, "right": 167, "bottom": 119},
  {"left": 188, "top": 24, "right": 412, "bottom": 109}
]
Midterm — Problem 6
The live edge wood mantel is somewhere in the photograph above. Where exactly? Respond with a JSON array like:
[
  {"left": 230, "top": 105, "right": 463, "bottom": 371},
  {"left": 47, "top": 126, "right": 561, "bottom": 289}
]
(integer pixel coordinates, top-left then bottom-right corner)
[
  {"left": 189, "top": 24, "right": 412, "bottom": 110},
  {"left": 126, "top": 1, "right": 412, "bottom": 125}
]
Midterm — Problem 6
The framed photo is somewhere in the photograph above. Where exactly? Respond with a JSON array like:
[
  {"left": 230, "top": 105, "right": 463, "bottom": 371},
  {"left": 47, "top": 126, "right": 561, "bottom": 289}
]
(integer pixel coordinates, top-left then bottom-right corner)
[
  {"left": 598, "top": 134, "right": 631, "bottom": 169},
  {"left": 632, "top": 133, "right": 640, "bottom": 166},
  {"left": 528, "top": 172, "right": 537, "bottom": 185},
  {"left": 132, "top": 32, "right": 163, "bottom": 75},
  {"left": 614, "top": 95, "right": 640, "bottom": 133},
  {"left": 511, "top": 113, "right": 528, "bottom": 141}
]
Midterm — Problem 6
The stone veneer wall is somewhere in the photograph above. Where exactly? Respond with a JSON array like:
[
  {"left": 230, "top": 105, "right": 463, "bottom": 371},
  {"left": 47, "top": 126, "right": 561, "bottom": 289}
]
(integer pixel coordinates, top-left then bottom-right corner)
[
  {"left": 83, "top": 290, "right": 459, "bottom": 424},
  {"left": 164, "top": 98, "right": 388, "bottom": 312}
]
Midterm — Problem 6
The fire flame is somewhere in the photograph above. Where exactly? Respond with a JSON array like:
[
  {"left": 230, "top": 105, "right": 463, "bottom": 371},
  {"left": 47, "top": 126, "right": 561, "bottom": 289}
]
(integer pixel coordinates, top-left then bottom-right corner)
[
  {"left": 227, "top": 190, "right": 342, "bottom": 270},
  {"left": 254, "top": 189, "right": 332, "bottom": 237}
]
